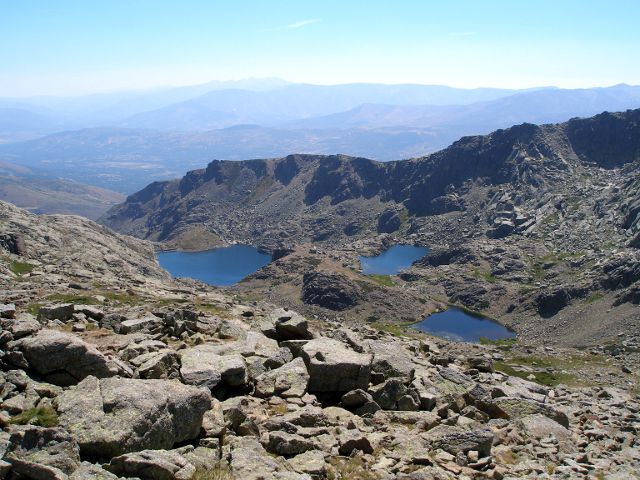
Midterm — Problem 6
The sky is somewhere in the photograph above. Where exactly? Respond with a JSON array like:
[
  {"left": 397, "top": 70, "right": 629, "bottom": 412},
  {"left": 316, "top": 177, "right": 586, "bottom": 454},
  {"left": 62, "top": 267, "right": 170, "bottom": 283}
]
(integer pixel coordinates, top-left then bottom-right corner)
[{"left": 1, "top": 0, "right": 639, "bottom": 96}]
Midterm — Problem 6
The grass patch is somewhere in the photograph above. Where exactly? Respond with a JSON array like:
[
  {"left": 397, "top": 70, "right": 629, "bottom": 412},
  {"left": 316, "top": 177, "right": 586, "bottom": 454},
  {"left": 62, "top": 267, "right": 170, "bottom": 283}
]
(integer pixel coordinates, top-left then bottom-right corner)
[
  {"left": 45, "top": 293, "right": 100, "bottom": 305},
  {"left": 367, "top": 274, "right": 396, "bottom": 287},
  {"left": 9, "top": 260, "right": 34, "bottom": 276},
  {"left": 154, "top": 298, "right": 190, "bottom": 307},
  {"left": 26, "top": 303, "right": 43, "bottom": 315},
  {"left": 234, "top": 293, "right": 263, "bottom": 304},
  {"left": 196, "top": 302, "right": 231, "bottom": 318},
  {"left": 370, "top": 321, "right": 420, "bottom": 338},
  {"left": 471, "top": 267, "right": 496, "bottom": 283},
  {"left": 10, "top": 406, "right": 58, "bottom": 427},
  {"left": 479, "top": 337, "right": 517, "bottom": 348},
  {"left": 494, "top": 361, "right": 574, "bottom": 387},
  {"left": 494, "top": 352, "right": 608, "bottom": 387},
  {"left": 585, "top": 292, "right": 604, "bottom": 304},
  {"left": 102, "top": 291, "right": 143, "bottom": 305}
]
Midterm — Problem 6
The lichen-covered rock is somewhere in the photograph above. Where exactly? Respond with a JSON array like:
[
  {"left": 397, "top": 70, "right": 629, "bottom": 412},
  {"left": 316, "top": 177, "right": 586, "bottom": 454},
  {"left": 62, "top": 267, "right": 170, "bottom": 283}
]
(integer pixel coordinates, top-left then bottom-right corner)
[
  {"left": 4, "top": 426, "right": 81, "bottom": 480},
  {"left": 56, "top": 376, "right": 211, "bottom": 458},
  {"left": 15, "top": 329, "right": 125, "bottom": 386},
  {"left": 180, "top": 346, "right": 247, "bottom": 389},
  {"left": 106, "top": 448, "right": 196, "bottom": 480},
  {"left": 254, "top": 357, "right": 309, "bottom": 398},
  {"left": 299, "top": 338, "right": 371, "bottom": 393},
  {"left": 427, "top": 425, "right": 494, "bottom": 457}
]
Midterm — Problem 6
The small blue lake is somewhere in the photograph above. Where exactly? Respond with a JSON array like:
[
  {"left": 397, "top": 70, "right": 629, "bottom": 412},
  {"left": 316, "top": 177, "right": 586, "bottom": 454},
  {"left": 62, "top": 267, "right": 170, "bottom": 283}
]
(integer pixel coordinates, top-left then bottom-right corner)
[
  {"left": 157, "top": 244, "right": 271, "bottom": 286},
  {"left": 359, "top": 244, "right": 429, "bottom": 275},
  {"left": 412, "top": 307, "right": 516, "bottom": 343}
]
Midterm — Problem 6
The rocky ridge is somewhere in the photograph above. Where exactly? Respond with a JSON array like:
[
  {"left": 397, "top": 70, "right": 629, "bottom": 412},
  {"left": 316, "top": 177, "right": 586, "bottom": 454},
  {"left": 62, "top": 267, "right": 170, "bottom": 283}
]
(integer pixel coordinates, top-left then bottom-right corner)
[
  {"left": 100, "top": 109, "right": 640, "bottom": 345},
  {"left": 1, "top": 201, "right": 640, "bottom": 479}
]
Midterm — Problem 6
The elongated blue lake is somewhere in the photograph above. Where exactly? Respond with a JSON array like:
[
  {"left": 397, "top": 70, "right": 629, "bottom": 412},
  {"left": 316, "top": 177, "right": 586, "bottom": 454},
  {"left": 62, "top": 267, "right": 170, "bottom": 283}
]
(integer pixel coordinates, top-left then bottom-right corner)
[
  {"left": 157, "top": 244, "right": 271, "bottom": 286},
  {"left": 359, "top": 245, "right": 429, "bottom": 275},
  {"left": 412, "top": 307, "right": 516, "bottom": 343}
]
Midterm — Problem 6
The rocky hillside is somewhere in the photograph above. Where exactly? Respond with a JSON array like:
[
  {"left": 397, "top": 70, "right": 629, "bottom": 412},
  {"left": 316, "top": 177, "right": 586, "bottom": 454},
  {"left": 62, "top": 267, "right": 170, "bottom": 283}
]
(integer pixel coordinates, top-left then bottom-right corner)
[
  {"left": 101, "top": 109, "right": 640, "bottom": 248},
  {"left": 100, "top": 110, "right": 640, "bottom": 345},
  {"left": 1, "top": 201, "right": 639, "bottom": 478}
]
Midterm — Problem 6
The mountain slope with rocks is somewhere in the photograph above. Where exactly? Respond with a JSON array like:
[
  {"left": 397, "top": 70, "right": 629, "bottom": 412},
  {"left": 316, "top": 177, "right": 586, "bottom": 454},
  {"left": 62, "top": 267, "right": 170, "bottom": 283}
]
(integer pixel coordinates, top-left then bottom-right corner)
[
  {"left": 101, "top": 110, "right": 640, "bottom": 345},
  {"left": 1, "top": 201, "right": 639, "bottom": 478}
]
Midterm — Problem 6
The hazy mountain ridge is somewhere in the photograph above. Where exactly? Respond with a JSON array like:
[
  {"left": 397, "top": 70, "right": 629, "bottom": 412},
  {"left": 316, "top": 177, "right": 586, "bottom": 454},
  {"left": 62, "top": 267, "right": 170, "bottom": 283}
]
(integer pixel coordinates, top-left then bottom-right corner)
[
  {"left": 3, "top": 84, "right": 640, "bottom": 194},
  {"left": 101, "top": 109, "right": 640, "bottom": 244}
]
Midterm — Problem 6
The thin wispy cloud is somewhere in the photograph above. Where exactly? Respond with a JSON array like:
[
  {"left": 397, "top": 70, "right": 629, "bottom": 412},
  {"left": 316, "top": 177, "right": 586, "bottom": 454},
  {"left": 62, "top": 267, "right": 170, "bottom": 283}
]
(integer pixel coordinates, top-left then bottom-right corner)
[
  {"left": 448, "top": 31, "right": 476, "bottom": 37},
  {"left": 263, "top": 19, "right": 321, "bottom": 32},
  {"left": 287, "top": 19, "right": 321, "bottom": 29}
]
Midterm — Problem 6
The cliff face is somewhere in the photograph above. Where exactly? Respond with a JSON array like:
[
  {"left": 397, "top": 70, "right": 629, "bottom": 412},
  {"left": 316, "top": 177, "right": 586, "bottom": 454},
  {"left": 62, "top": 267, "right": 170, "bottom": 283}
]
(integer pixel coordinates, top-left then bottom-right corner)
[{"left": 100, "top": 109, "right": 640, "bottom": 249}]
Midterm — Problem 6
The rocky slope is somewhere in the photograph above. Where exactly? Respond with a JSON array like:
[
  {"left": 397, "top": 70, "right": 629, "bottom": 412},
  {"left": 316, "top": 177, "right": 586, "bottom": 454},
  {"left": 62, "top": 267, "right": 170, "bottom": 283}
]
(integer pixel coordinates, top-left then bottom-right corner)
[
  {"left": 101, "top": 109, "right": 640, "bottom": 345},
  {"left": 1, "top": 202, "right": 639, "bottom": 479}
]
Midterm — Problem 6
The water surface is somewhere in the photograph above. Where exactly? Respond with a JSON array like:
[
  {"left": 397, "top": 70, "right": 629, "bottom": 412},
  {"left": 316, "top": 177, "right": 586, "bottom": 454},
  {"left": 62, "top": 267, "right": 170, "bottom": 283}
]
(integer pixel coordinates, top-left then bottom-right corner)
[
  {"left": 157, "top": 244, "right": 271, "bottom": 286},
  {"left": 359, "top": 244, "right": 429, "bottom": 275},
  {"left": 412, "top": 307, "right": 516, "bottom": 343}
]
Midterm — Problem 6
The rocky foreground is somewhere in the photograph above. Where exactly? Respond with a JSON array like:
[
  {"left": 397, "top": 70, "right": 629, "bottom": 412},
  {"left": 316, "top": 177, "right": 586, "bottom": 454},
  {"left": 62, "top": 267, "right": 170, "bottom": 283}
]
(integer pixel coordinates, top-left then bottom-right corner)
[{"left": 1, "top": 201, "right": 640, "bottom": 479}]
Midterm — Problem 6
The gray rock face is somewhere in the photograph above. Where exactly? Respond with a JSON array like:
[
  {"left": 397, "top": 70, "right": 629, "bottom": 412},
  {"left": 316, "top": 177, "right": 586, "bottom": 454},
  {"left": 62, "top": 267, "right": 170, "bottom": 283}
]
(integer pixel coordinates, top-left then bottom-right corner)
[
  {"left": 377, "top": 209, "right": 402, "bottom": 233},
  {"left": 267, "top": 308, "right": 314, "bottom": 340},
  {"left": 4, "top": 426, "right": 81, "bottom": 480},
  {"left": 69, "top": 462, "right": 121, "bottom": 479},
  {"left": 180, "top": 346, "right": 247, "bottom": 389},
  {"left": 301, "top": 271, "right": 362, "bottom": 311},
  {"left": 15, "top": 329, "right": 124, "bottom": 386},
  {"left": 254, "top": 357, "right": 309, "bottom": 398},
  {"left": 493, "top": 396, "right": 569, "bottom": 427},
  {"left": 56, "top": 376, "right": 211, "bottom": 459},
  {"left": 0, "top": 233, "right": 27, "bottom": 256},
  {"left": 2, "top": 312, "right": 40, "bottom": 339},
  {"left": 228, "top": 436, "right": 294, "bottom": 480},
  {"left": 37, "top": 304, "right": 74, "bottom": 322},
  {"left": 299, "top": 338, "right": 372, "bottom": 393},
  {"left": 106, "top": 448, "right": 196, "bottom": 480},
  {"left": 131, "top": 349, "right": 180, "bottom": 379},
  {"left": 265, "top": 431, "right": 317, "bottom": 455},
  {"left": 0, "top": 303, "right": 16, "bottom": 319},
  {"left": 428, "top": 425, "right": 494, "bottom": 457},
  {"left": 117, "top": 315, "right": 162, "bottom": 334}
]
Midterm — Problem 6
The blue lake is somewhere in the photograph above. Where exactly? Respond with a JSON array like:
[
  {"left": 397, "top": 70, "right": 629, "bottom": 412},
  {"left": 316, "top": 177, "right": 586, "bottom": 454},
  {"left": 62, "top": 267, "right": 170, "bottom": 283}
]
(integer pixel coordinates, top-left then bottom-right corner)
[
  {"left": 412, "top": 307, "right": 516, "bottom": 343},
  {"left": 157, "top": 244, "right": 271, "bottom": 286},
  {"left": 359, "top": 244, "right": 429, "bottom": 275}
]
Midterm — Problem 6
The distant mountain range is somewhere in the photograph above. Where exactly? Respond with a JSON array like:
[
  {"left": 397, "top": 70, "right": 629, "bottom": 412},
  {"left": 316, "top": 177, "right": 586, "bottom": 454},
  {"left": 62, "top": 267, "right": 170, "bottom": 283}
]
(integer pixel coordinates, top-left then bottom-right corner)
[{"left": 1, "top": 81, "right": 640, "bottom": 194}]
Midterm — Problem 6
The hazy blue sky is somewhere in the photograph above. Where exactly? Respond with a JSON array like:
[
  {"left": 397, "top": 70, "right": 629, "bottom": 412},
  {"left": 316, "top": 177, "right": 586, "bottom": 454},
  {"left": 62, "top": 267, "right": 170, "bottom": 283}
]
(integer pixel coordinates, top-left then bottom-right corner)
[{"left": 2, "top": 0, "right": 639, "bottom": 96}]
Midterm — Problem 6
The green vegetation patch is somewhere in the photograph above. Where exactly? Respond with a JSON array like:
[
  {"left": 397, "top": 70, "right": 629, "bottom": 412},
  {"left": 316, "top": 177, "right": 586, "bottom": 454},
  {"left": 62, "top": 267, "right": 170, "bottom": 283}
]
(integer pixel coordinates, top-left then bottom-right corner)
[
  {"left": 370, "top": 320, "right": 421, "bottom": 338},
  {"left": 46, "top": 293, "right": 100, "bottom": 305},
  {"left": 584, "top": 292, "right": 604, "bottom": 304},
  {"left": 367, "top": 274, "right": 396, "bottom": 287},
  {"left": 10, "top": 406, "right": 58, "bottom": 427},
  {"left": 479, "top": 337, "right": 517, "bottom": 349},
  {"left": 10, "top": 260, "right": 34, "bottom": 276},
  {"left": 495, "top": 352, "right": 608, "bottom": 387}
]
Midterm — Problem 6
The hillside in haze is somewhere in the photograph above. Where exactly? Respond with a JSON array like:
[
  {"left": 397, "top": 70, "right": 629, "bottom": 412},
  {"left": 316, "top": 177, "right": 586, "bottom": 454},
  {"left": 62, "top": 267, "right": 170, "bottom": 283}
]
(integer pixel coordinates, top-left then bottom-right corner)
[
  {"left": 2, "top": 83, "right": 640, "bottom": 193},
  {"left": 0, "top": 160, "right": 124, "bottom": 218}
]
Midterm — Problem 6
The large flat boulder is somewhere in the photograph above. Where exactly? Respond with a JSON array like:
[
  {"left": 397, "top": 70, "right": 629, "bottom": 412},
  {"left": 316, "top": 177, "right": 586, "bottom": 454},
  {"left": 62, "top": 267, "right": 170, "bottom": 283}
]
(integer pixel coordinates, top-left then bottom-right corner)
[
  {"left": 15, "top": 329, "right": 125, "bottom": 386},
  {"left": 106, "top": 448, "right": 196, "bottom": 480},
  {"left": 254, "top": 357, "right": 310, "bottom": 398},
  {"left": 180, "top": 345, "right": 247, "bottom": 389},
  {"left": 299, "top": 338, "right": 371, "bottom": 393},
  {"left": 56, "top": 376, "right": 211, "bottom": 459}
]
